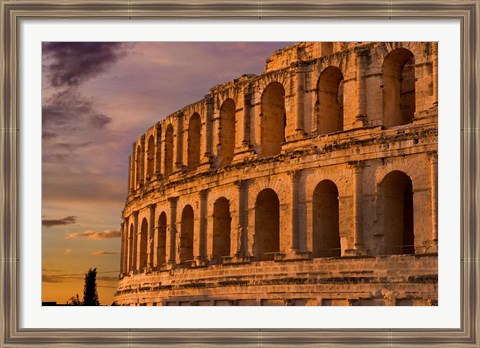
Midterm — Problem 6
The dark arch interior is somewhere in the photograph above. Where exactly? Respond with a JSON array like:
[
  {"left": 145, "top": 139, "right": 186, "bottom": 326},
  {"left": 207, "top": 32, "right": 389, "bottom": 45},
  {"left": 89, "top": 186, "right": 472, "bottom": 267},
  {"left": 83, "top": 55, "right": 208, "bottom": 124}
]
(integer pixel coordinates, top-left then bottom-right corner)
[
  {"left": 147, "top": 135, "right": 155, "bottom": 179},
  {"left": 312, "top": 180, "right": 340, "bottom": 257},
  {"left": 317, "top": 66, "right": 344, "bottom": 135},
  {"left": 220, "top": 99, "right": 236, "bottom": 166},
  {"left": 383, "top": 48, "right": 415, "bottom": 127},
  {"left": 187, "top": 114, "right": 201, "bottom": 170},
  {"left": 164, "top": 124, "right": 174, "bottom": 176},
  {"left": 140, "top": 218, "right": 148, "bottom": 270},
  {"left": 255, "top": 189, "right": 280, "bottom": 261},
  {"left": 261, "top": 82, "right": 286, "bottom": 157},
  {"left": 381, "top": 171, "right": 414, "bottom": 255},
  {"left": 212, "top": 197, "right": 231, "bottom": 261},
  {"left": 157, "top": 212, "right": 167, "bottom": 266},
  {"left": 180, "top": 205, "right": 194, "bottom": 262}
]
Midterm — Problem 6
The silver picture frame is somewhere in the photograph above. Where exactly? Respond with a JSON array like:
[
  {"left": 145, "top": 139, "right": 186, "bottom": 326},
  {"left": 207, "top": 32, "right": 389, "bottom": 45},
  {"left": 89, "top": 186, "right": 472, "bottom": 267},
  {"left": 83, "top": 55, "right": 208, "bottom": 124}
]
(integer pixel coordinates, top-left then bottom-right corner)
[{"left": 1, "top": 0, "right": 478, "bottom": 346}]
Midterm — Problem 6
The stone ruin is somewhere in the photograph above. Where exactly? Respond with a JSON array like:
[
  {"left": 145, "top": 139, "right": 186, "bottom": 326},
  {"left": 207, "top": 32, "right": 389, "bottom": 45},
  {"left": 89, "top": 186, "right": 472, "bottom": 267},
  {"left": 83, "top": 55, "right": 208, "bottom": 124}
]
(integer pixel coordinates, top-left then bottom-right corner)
[{"left": 114, "top": 42, "right": 438, "bottom": 306}]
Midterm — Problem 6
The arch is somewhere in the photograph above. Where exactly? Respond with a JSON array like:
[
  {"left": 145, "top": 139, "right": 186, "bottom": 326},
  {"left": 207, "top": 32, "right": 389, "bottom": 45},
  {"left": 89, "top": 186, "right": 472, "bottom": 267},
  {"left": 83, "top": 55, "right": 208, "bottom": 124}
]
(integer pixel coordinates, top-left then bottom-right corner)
[
  {"left": 255, "top": 188, "right": 280, "bottom": 261},
  {"left": 317, "top": 66, "right": 344, "bottom": 134},
  {"left": 139, "top": 218, "right": 148, "bottom": 270},
  {"left": 135, "top": 145, "right": 143, "bottom": 188},
  {"left": 157, "top": 212, "right": 167, "bottom": 266},
  {"left": 219, "top": 99, "right": 236, "bottom": 166},
  {"left": 147, "top": 135, "right": 155, "bottom": 180},
  {"left": 380, "top": 170, "right": 414, "bottom": 255},
  {"left": 212, "top": 197, "right": 231, "bottom": 261},
  {"left": 180, "top": 205, "right": 194, "bottom": 263},
  {"left": 383, "top": 48, "right": 415, "bottom": 127},
  {"left": 164, "top": 124, "right": 174, "bottom": 176},
  {"left": 312, "top": 180, "right": 340, "bottom": 257},
  {"left": 260, "top": 82, "right": 286, "bottom": 157},
  {"left": 187, "top": 113, "right": 201, "bottom": 170}
]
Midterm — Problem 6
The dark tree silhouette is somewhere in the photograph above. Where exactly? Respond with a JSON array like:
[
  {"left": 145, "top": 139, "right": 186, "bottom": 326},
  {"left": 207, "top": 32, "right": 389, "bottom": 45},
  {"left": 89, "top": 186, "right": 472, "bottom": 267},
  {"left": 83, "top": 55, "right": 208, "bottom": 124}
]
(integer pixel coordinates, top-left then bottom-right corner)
[
  {"left": 83, "top": 268, "right": 100, "bottom": 306},
  {"left": 66, "top": 293, "right": 82, "bottom": 305}
]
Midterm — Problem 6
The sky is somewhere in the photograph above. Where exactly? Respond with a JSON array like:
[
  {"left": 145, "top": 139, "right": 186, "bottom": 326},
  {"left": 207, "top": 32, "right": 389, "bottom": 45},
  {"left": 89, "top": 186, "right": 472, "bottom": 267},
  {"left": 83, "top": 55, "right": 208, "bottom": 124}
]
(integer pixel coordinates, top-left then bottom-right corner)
[{"left": 41, "top": 41, "right": 293, "bottom": 305}]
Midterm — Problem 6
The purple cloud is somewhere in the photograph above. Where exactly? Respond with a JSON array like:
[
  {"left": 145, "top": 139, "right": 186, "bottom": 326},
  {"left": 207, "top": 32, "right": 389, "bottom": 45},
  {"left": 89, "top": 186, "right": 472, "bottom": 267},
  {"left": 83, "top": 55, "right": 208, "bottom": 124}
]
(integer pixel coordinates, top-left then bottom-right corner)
[
  {"left": 43, "top": 42, "right": 129, "bottom": 87},
  {"left": 42, "top": 215, "right": 77, "bottom": 227}
]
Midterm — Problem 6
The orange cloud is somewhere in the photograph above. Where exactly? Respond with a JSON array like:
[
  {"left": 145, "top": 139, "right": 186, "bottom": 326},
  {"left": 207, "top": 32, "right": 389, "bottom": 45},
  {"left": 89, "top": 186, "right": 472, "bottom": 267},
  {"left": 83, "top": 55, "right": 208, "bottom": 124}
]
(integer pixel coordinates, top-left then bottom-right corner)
[
  {"left": 91, "top": 251, "right": 117, "bottom": 256},
  {"left": 65, "top": 230, "right": 120, "bottom": 240}
]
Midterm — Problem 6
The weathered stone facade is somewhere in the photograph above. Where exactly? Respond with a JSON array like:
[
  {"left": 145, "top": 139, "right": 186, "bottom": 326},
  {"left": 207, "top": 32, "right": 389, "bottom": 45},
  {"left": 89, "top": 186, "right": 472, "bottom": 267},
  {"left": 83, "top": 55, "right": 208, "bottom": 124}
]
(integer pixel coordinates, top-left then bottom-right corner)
[{"left": 115, "top": 42, "right": 438, "bottom": 306}]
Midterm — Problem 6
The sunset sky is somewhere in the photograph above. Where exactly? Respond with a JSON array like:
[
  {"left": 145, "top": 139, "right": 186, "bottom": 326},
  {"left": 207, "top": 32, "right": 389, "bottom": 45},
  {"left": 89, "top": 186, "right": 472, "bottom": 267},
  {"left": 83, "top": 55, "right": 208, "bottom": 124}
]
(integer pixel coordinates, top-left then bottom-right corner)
[{"left": 41, "top": 42, "right": 292, "bottom": 305}]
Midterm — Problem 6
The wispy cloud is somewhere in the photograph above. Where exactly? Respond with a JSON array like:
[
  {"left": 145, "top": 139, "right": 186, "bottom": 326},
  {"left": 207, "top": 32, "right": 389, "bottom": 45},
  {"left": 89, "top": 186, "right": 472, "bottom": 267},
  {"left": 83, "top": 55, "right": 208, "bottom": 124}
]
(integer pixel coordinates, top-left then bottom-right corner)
[
  {"left": 42, "top": 215, "right": 76, "bottom": 227},
  {"left": 91, "top": 251, "right": 117, "bottom": 256},
  {"left": 65, "top": 230, "right": 121, "bottom": 240},
  {"left": 42, "top": 269, "right": 118, "bottom": 284}
]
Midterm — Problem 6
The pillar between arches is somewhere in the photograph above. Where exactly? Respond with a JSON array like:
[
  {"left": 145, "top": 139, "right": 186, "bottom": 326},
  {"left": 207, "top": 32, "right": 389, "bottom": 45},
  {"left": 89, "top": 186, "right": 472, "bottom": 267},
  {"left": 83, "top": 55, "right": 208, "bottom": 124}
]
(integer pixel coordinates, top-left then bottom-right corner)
[
  {"left": 345, "top": 161, "right": 368, "bottom": 256},
  {"left": 166, "top": 197, "right": 178, "bottom": 266},
  {"left": 284, "top": 170, "right": 310, "bottom": 260},
  {"left": 427, "top": 151, "right": 438, "bottom": 253}
]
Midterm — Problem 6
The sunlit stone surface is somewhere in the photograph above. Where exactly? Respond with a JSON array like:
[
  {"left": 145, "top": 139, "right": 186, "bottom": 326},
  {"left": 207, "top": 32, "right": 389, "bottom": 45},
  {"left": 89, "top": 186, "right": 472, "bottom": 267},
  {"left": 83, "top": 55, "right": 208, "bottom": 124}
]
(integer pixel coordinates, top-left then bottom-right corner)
[{"left": 115, "top": 42, "right": 438, "bottom": 306}]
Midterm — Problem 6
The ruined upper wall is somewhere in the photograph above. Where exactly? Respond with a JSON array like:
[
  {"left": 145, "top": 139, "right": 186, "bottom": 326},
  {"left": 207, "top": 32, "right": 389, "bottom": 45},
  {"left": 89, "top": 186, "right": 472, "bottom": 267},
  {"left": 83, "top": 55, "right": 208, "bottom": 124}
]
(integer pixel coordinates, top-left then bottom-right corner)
[
  {"left": 127, "top": 41, "right": 438, "bottom": 199},
  {"left": 264, "top": 42, "right": 364, "bottom": 72}
]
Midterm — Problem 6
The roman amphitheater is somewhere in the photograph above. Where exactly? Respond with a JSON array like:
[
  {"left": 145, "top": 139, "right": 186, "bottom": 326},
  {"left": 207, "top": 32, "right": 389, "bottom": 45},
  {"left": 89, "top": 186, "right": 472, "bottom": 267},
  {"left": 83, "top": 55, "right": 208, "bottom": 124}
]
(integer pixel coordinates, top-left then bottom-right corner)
[{"left": 114, "top": 42, "right": 438, "bottom": 306}]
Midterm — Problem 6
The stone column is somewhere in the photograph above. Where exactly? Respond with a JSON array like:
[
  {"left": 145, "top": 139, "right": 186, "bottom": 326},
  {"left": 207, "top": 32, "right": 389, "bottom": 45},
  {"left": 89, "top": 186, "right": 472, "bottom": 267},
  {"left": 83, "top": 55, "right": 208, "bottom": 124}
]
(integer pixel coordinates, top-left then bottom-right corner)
[
  {"left": 147, "top": 204, "right": 156, "bottom": 270},
  {"left": 125, "top": 218, "right": 131, "bottom": 273},
  {"left": 132, "top": 211, "right": 139, "bottom": 272},
  {"left": 428, "top": 151, "right": 438, "bottom": 251},
  {"left": 166, "top": 197, "right": 178, "bottom": 264},
  {"left": 432, "top": 43, "right": 438, "bottom": 105},
  {"left": 195, "top": 189, "right": 208, "bottom": 262},
  {"left": 127, "top": 155, "right": 133, "bottom": 194},
  {"left": 295, "top": 66, "right": 305, "bottom": 136},
  {"left": 288, "top": 170, "right": 301, "bottom": 253},
  {"left": 211, "top": 101, "right": 221, "bottom": 166},
  {"left": 204, "top": 94, "right": 214, "bottom": 165},
  {"left": 355, "top": 49, "right": 368, "bottom": 128},
  {"left": 175, "top": 112, "right": 184, "bottom": 170},
  {"left": 347, "top": 161, "right": 367, "bottom": 255},
  {"left": 119, "top": 222, "right": 125, "bottom": 274},
  {"left": 234, "top": 179, "right": 249, "bottom": 258},
  {"left": 155, "top": 124, "right": 162, "bottom": 178},
  {"left": 139, "top": 135, "right": 146, "bottom": 185}
]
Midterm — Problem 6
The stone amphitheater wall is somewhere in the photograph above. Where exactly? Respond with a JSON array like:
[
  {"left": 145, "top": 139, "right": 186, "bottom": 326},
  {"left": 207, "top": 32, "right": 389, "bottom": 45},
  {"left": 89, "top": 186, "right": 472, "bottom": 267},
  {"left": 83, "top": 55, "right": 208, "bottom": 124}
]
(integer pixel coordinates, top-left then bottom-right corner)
[{"left": 115, "top": 41, "right": 438, "bottom": 306}]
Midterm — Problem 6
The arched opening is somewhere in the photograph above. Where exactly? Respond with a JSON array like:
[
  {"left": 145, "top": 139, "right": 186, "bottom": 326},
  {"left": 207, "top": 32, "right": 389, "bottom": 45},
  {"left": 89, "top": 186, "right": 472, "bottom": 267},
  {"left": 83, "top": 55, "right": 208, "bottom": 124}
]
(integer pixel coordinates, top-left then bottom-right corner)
[
  {"left": 255, "top": 189, "right": 280, "bottom": 261},
  {"left": 157, "top": 212, "right": 167, "bottom": 266},
  {"left": 383, "top": 48, "right": 415, "bottom": 127},
  {"left": 260, "top": 82, "right": 286, "bottom": 157},
  {"left": 180, "top": 205, "right": 194, "bottom": 263},
  {"left": 187, "top": 113, "right": 201, "bottom": 170},
  {"left": 317, "top": 66, "right": 344, "bottom": 135},
  {"left": 164, "top": 124, "right": 174, "bottom": 176},
  {"left": 135, "top": 145, "right": 143, "bottom": 188},
  {"left": 220, "top": 99, "right": 236, "bottom": 166},
  {"left": 212, "top": 197, "right": 231, "bottom": 261},
  {"left": 139, "top": 218, "right": 148, "bottom": 271},
  {"left": 129, "top": 224, "right": 134, "bottom": 272},
  {"left": 381, "top": 171, "right": 414, "bottom": 255},
  {"left": 312, "top": 180, "right": 340, "bottom": 257},
  {"left": 147, "top": 135, "right": 155, "bottom": 180}
]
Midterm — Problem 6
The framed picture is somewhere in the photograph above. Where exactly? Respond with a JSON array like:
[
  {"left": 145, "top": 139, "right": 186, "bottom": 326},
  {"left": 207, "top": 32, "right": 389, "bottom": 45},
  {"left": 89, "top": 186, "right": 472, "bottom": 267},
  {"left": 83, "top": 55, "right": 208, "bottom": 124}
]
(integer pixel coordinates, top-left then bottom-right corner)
[{"left": 1, "top": 0, "right": 478, "bottom": 346}]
